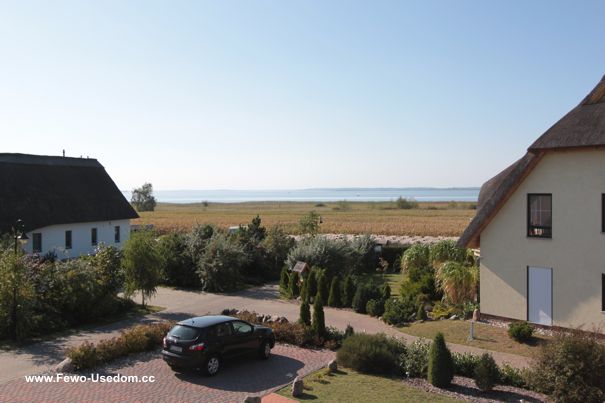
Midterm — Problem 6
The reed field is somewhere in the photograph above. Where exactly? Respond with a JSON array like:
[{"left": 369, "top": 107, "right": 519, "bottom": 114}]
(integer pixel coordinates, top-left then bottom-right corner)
[{"left": 134, "top": 201, "right": 476, "bottom": 236}]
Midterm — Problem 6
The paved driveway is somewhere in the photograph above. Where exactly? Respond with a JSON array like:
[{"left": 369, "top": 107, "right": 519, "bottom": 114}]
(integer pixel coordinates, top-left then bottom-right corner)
[
  {"left": 0, "top": 283, "right": 531, "bottom": 386},
  {"left": 0, "top": 344, "right": 334, "bottom": 403}
]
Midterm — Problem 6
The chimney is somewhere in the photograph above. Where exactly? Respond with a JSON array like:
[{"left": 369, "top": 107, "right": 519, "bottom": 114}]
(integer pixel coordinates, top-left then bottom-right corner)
[{"left": 62, "top": 149, "right": 65, "bottom": 157}]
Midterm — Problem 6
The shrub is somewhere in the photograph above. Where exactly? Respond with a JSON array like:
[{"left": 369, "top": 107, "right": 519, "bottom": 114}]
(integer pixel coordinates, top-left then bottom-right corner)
[
  {"left": 286, "top": 237, "right": 353, "bottom": 279},
  {"left": 341, "top": 275, "right": 355, "bottom": 307},
  {"left": 429, "top": 240, "right": 472, "bottom": 267},
  {"left": 400, "top": 338, "right": 430, "bottom": 377},
  {"left": 187, "top": 224, "right": 216, "bottom": 262},
  {"left": 507, "top": 321, "right": 534, "bottom": 343},
  {"left": 344, "top": 324, "right": 354, "bottom": 338},
  {"left": 67, "top": 321, "right": 175, "bottom": 370},
  {"left": 158, "top": 232, "right": 198, "bottom": 287},
  {"left": 337, "top": 333, "right": 405, "bottom": 375},
  {"left": 311, "top": 298, "right": 326, "bottom": 337},
  {"left": 279, "top": 266, "right": 290, "bottom": 295},
  {"left": 395, "top": 197, "right": 418, "bottom": 210},
  {"left": 427, "top": 332, "right": 454, "bottom": 388},
  {"left": 531, "top": 330, "right": 605, "bottom": 402},
  {"left": 352, "top": 284, "right": 381, "bottom": 314},
  {"left": 382, "top": 297, "right": 416, "bottom": 325},
  {"left": 400, "top": 243, "right": 430, "bottom": 272},
  {"left": 327, "top": 277, "right": 341, "bottom": 307},
  {"left": 316, "top": 271, "right": 329, "bottom": 304},
  {"left": 416, "top": 304, "right": 427, "bottom": 321},
  {"left": 299, "top": 300, "right": 311, "bottom": 326},
  {"left": 381, "top": 283, "right": 391, "bottom": 300},
  {"left": 349, "top": 235, "right": 378, "bottom": 274},
  {"left": 434, "top": 261, "right": 478, "bottom": 305},
  {"left": 499, "top": 363, "right": 530, "bottom": 389},
  {"left": 197, "top": 233, "right": 249, "bottom": 292},
  {"left": 298, "top": 211, "right": 321, "bottom": 235},
  {"left": 261, "top": 226, "right": 295, "bottom": 280},
  {"left": 474, "top": 353, "right": 499, "bottom": 391},
  {"left": 365, "top": 299, "right": 385, "bottom": 317},
  {"left": 289, "top": 271, "right": 300, "bottom": 298},
  {"left": 429, "top": 301, "right": 458, "bottom": 320},
  {"left": 452, "top": 352, "right": 479, "bottom": 377},
  {"left": 306, "top": 270, "right": 318, "bottom": 301}
]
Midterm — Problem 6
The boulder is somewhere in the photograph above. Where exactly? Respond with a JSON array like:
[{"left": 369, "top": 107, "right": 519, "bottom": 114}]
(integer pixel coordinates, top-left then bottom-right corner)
[
  {"left": 54, "top": 357, "right": 74, "bottom": 373},
  {"left": 449, "top": 314, "right": 458, "bottom": 320},
  {"left": 328, "top": 359, "right": 338, "bottom": 372},
  {"left": 292, "top": 376, "right": 304, "bottom": 397},
  {"left": 243, "top": 396, "right": 261, "bottom": 403}
]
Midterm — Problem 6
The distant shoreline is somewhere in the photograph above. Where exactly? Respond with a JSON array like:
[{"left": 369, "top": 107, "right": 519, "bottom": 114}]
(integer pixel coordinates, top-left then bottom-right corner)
[{"left": 123, "top": 188, "right": 480, "bottom": 204}]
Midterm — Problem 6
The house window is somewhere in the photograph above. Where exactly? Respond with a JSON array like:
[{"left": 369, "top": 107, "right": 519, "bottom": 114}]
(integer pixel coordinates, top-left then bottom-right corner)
[
  {"left": 528, "top": 194, "right": 552, "bottom": 238},
  {"left": 65, "top": 230, "right": 72, "bottom": 250},
  {"left": 32, "top": 233, "right": 42, "bottom": 253},
  {"left": 91, "top": 228, "right": 98, "bottom": 246},
  {"left": 114, "top": 226, "right": 120, "bottom": 243}
]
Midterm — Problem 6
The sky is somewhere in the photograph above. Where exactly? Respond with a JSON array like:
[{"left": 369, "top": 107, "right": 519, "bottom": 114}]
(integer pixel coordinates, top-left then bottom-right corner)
[{"left": 1, "top": 1, "right": 604, "bottom": 190}]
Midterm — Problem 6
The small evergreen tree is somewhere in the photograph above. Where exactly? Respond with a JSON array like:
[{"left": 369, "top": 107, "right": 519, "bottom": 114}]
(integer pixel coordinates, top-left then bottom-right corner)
[
  {"left": 312, "top": 297, "right": 326, "bottom": 337},
  {"left": 289, "top": 271, "right": 300, "bottom": 298},
  {"left": 300, "top": 278, "right": 309, "bottom": 302},
  {"left": 307, "top": 269, "right": 318, "bottom": 300},
  {"left": 474, "top": 353, "right": 499, "bottom": 391},
  {"left": 299, "top": 300, "right": 311, "bottom": 326},
  {"left": 344, "top": 324, "right": 355, "bottom": 338},
  {"left": 428, "top": 332, "right": 454, "bottom": 388},
  {"left": 316, "top": 272, "right": 329, "bottom": 305},
  {"left": 416, "top": 304, "right": 427, "bottom": 321},
  {"left": 342, "top": 275, "right": 355, "bottom": 307},
  {"left": 327, "top": 277, "right": 341, "bottom": 307},
  {"left": 381, "top": 283, "right": 391, "bottom": 301},
  {"left": 279, "top": 266, "right": 290, "bottom": 294}
]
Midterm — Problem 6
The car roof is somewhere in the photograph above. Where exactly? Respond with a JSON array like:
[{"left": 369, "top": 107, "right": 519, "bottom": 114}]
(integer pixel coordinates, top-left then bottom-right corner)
[{"left": 177, "top": 315, "right": 238, "bottom": 329}]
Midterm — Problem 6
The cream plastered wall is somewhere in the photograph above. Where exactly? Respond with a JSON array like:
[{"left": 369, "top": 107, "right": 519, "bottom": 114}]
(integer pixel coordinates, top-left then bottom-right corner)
[{"left": 480, "top": 149, "right": 605, "bottom": 330}]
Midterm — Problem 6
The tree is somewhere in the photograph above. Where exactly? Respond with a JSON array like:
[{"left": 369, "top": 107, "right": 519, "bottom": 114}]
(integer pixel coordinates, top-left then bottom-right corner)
[
  {"left": 300, "top": 277, "right": 309, "bottom": 302},
  {"left": 316, "top": 272, "right": 329, "bottom": 305},
  {"left": 299, "top": 300, "right": 311, "bottom": 326},
  {"left": 89, "top": 244, "right": 124, "bottom": 295},
  {"left": 312, "top": 297, "right": 326, "bottom": 337},
  {"left": 0, "top": 250, "right": 34, "bottom": 340},
  {"left": 157, "top": 232, "right": 198, "bottom": 287},
  {"left": 474, "top": 353, "right": 499, "bottom": 392},
  {"left": 306, "top": 269, "right": 318, "bottom": 300},
  {"left": 342, "top": 275, "right": 355, "bottom": 307},
  {"left": 131, "top": 183, "right": 157, "bottom": 212},
  {"left": 327, "top": 277, "right": 341, "bottom": 307},
  {"left": 298, "top": 211, "right": 321, "bottom": 235},
  {"left": 289, "top": 271, "right": 300, "bottom": 298},
  {"left": 427, "top": 332, "right": 454, "bottom": 388},
  {"left": 279, "top": 266, "right": 290, "bottom": 294},
  {"left": 122, "top": 231, "right": 164, "bottom": 306}
]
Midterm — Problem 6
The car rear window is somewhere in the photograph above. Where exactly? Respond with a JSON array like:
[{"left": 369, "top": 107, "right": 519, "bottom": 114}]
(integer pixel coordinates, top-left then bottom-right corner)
[{"left": 169, "top": 325, "right": 201, "bottom": 340}]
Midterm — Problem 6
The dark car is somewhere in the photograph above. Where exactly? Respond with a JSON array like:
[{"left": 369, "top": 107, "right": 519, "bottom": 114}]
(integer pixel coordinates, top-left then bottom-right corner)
[{"left": 161, "top": 315, "right": 275, "bottom": 376}]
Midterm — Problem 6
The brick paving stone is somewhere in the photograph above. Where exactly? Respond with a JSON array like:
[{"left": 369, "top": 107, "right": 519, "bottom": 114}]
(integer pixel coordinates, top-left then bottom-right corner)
[{"left": 0, "top": 345, "right": 334, "bottom": 403}]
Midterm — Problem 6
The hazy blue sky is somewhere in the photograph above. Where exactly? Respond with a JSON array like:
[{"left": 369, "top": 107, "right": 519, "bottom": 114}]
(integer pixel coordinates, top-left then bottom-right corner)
[{"left": 1, "top": 1, "right": 604, "bottom": 190}]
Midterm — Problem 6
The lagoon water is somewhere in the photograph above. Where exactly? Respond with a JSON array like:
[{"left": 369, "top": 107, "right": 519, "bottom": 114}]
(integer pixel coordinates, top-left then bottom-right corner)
[{"left": 122, "top": 188, "right": 479, "bottom": 204}]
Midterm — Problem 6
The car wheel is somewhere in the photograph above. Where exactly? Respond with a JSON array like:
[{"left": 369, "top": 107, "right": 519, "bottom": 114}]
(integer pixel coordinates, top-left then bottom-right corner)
[
  {"left": 203, "top": 355, "right": 221, "bottom": 376},
  {"left": 259, "top": 340, "right": 271, "bottom": 359}
]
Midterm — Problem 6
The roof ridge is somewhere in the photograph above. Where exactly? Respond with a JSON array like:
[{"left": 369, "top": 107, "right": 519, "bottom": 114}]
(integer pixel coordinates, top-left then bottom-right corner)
[{"left": 0, "top": 153, "right": 101, "bottom": 168}]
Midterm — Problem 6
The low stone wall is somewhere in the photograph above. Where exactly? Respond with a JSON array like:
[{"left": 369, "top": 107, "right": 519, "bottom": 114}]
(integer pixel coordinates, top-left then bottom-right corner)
[{"left": 292, "top": 233, "right": 458, "bottom": 246}]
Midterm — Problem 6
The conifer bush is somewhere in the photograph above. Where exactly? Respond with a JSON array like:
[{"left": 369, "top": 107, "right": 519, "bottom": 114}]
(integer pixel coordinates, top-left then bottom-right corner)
[
  {"left": 299, "top": 300, "right": 311, "bottom": 326},
  {"left": 473, "top": 353, "right": 499, "bottom": 391},
  {"left": 327, "top": 277, "right": 341, "bottom": 307},
  {"left": 427, "top": 332, "right": 454, "bottom": 388},
  {"left": 311, "top": 298, "right": 326, "bottom": 337},
  {"left": 288, "top": 271, "right": 300, "bottom": 298}
]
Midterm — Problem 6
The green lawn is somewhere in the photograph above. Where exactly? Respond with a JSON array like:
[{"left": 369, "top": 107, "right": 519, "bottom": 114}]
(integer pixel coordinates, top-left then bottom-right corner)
[
  {"left": 276, "top": 368, "right": 461, "bottom": 402},
  {"left": 384, "top": 272, "right": 404, "bottom": 295},
  {"left": 397, "top": 319, "right": 550, "bottom": 358}
]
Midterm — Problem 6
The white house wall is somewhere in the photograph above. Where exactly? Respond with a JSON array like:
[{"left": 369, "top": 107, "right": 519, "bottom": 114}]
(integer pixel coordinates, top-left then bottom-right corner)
[{"left": 22, "top": 219, "right": 131, "bottom": 258}]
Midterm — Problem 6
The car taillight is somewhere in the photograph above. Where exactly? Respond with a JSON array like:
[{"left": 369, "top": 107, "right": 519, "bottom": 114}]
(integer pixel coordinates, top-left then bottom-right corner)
[
  {"left": 189, "top": 343, "right": 205, "bottom": 351},
  {"left": 162, "top": 337, "right": 168, "bottom": 348}
]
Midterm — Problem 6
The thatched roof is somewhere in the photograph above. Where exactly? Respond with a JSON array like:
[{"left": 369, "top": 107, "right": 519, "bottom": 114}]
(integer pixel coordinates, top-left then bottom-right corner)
[
  {"left": 529, "top": 75, "right": 605, "bottom": 151},
  {"left": 459, "top": 74, "right": 605, "bottom": 248},
  {"left": 0, "top": 153, "right": 138, "bottom": 233}
]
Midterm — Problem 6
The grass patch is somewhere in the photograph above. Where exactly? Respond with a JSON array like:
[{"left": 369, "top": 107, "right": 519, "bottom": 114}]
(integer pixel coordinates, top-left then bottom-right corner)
[
  {"left": 384, "top": 273, "right": 404, "bottom": 295},
  {"left": 276, "top": 367, "right": 462, "bottom": 402},
  {"left": 0, "top": 304, "right": 164, "bottom": 350},
  {"left": 397, "top": 320, "right": 550, "bottom": 358},
  {"left": 134, "top": 201, "right": 475, "bottom": 236}
]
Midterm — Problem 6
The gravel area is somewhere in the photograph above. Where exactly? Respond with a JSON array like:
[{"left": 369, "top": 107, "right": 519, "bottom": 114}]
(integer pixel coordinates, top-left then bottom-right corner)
[{"left": 403, "top": 376, "right": 547, "bottom": 402}]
